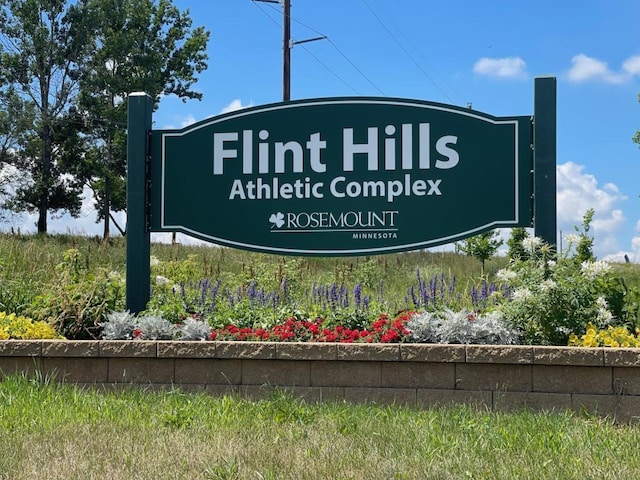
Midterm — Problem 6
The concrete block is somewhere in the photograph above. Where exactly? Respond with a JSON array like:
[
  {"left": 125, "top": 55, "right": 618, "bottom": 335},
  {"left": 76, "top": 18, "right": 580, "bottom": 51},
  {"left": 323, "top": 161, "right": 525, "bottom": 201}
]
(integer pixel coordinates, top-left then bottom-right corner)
[
  {"left": 337, "top": 343, "right": 400, "bottom": 361},
  {"left": 604, "top": 348, "right": 640, "bottom": 367},
  {"left": 572, "top": 394, "right": 619, "bottom": 420},
  {"left": 416, "top": 389, "right": 492, "bottom": 409},
  {"left": 99, "top": 341, "right": 157, "bottom": 357},
  {"left": 175, "top": 358, "right": 241, "bottom": 385},
  {"left": 494, "top": 391, "right": 572, "bottom": 413},
  {"left": 107, "top": 357, "right": 174, "bottom": 383},
  {"left": 466, "top": 345, "right": 533, "bottom": 364},
  {"left": 0, "top": 357, "right": 42, "bottom": 378},
  {"left": 157, "top": 341, "right": 217, "bottom": 358},
  {"left": 215, "top": 341, "right": 275, "bottom": 359},
  {"left": 534, "top": 346, "right": 603, "bottom": 366},
  {"left": 0, "top": 340, "right": 42, "bottom": 356},
  {"left": 242, "top": 359, "right": 310, "bottom": 386},
  {"left": 276, "top": 342, "right": 338, "bottom": 361},
  {"left": 203, "top": 384, "right": 240, "bottom": 397},
  {"left": 311, "top": 360, "right": 380, "bottom": 387},
  {"left": 381, "top": 362, "right": 455, "bottom": 389},
  {"left": 456, "top": 363, "right": 532, "bottom": 392},
  {"left": 343, "top": 387, "right": 416, "bottom": 407},
  {"left": 42, "top": 357, "right": 108, "bottom": 383},
  {"left": 533, "top": 365, "right": 612, "bottom": 394},
  {"left": 613, "top": 367, "right": 640, "bottom": 395},
  {"left": 614, "top": 396, "right": 640, "bottom": 424},
  {"left": 42, "top": 340, "right": 99, "bottom": 357},
  {"left": 400, "top": 344, "right": 465, "bottom": 362}
]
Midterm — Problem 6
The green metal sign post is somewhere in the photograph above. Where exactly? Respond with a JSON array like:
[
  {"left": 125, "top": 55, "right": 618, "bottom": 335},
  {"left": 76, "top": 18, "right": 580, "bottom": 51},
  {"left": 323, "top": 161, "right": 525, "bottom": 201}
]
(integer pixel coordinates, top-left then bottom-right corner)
[
  {"left": 533, "top": 76, "right": 557, "bottom": 249},
  {"left": 125, "top": 92, "right": 152, "bottom": 313},
  {"left": 125, "top": 78, "right": 556, "bottom": 312}
]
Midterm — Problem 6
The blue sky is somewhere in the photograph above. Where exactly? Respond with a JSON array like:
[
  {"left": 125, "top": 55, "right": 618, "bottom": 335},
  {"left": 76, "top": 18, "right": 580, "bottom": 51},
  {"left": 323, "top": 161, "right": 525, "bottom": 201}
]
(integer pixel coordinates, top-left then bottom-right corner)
[{"left": 2, "top": 0, "right": 640, "bottom": 261}]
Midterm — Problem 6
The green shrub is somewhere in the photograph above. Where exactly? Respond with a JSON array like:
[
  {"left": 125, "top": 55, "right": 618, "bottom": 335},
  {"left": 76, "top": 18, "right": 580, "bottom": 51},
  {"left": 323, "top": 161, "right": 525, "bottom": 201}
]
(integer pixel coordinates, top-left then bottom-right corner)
[
  {"left": 26, "top": 249, "right": 125, "bottom": 339},
  {"left": 0, "top": 311, "right": 63, "bottom": 339}
]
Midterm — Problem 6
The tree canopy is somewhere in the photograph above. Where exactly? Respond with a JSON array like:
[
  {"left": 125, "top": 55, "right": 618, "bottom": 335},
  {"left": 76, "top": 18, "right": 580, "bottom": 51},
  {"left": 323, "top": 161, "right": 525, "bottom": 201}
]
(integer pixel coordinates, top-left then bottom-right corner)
[{"left": 0, "top": 0, "right": 209, "bottom": 236}]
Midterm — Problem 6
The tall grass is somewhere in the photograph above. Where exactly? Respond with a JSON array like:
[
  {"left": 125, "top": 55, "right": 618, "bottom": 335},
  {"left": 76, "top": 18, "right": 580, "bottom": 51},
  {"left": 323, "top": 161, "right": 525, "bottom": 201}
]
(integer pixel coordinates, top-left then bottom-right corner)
[
  {"left": 2, "top": 233, "right": 640, "bottom": 330},
  {"left": 1, "top": 374, "right": 639, "bottom": 479},
  {"left": 0, "top": 233, "right": 512, "bottom": 313}
]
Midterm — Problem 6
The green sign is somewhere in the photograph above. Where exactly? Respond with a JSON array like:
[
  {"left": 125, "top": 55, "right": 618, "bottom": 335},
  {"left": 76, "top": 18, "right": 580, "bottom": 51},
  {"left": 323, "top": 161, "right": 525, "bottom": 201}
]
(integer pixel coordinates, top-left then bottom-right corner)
[{"left": 149, "top": 97, "right": 532, "bottom": 256}]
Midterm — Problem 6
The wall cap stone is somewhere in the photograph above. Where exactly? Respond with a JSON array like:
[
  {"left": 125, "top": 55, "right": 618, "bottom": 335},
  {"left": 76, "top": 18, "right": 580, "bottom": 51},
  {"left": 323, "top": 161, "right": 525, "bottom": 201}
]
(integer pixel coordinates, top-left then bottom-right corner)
[
  {"left": 215, "top": 341, "right": 276, "bottom": 359},
  {"left": 337, "top": 343, "right": 400, "bottom": 361},
  {"left": 604, "top": 348, "right": 640, "bottom": 367},
  {"left": 400, "top": 344, "right": 465, "bottom": 362},
  {"left": 42, "top": 340, "right": 99, "bottom": 357},
  {"left": 0, "top": 340, "right": 42, "bottom": 356},
  {"left": 276, "top": 342, "right": 338, "bottom": 360},
  {"left": 466, "top": 345, "right": 533, "bottom": 364},
  {"left": 99, "top": 340, "right": 157, "bottom": 357},
  {"left": 533, "top": 346, "right": 604, "bottom": 366},
  {"left": 157, "top": 341, "right": 217, "bottom": 358}
]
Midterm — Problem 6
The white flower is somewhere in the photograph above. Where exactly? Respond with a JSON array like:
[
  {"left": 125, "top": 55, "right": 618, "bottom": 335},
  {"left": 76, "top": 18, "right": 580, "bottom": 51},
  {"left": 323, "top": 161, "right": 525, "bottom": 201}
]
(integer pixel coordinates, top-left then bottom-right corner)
[
  {"left": 564, "top": 234, "right": 581, "bottom": 245},
  {"left": 511, "top": 287, "right": 533, "bottom": 302},
  {"left": 595, "top": 296, "right": 614, "bottom": 326},
  {"left": 150, "top": 255, "right": 161, "bottom": 267},
  {"left": 596, "top": 307, "right": 614, "bottom": 326},
  {"left": 155, "top": 275, "right": 170, "bottom": 285},
  {"left": 581, "top": 260, "right": 611, "bottom": 279},
  {"left": 522, "top": 236, "right": 543, "bottom": 253},
  {"left": 539, "top": 279, "right": 556, "bottom": 292},
  {"left": 495, "top": 268, "right": 517, "bottom": 283}
]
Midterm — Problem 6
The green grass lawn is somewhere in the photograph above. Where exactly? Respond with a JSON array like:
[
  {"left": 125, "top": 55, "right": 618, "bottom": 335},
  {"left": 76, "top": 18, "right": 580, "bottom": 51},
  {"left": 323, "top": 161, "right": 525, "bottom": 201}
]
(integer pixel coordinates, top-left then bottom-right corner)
[{"left": 1, "top": 374, "right": 639, "bottom": 480}]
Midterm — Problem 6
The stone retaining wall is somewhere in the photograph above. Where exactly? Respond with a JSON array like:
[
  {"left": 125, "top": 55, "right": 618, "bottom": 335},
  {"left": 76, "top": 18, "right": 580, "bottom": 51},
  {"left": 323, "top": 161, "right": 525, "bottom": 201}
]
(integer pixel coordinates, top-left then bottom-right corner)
[{"left": 1, "top": 340, "right": 640, "bottom": 422}]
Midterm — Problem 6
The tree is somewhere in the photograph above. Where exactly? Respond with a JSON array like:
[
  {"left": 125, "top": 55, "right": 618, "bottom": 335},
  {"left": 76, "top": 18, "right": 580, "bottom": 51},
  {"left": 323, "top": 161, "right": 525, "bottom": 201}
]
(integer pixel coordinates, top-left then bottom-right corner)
[
  {"left": 456, "top": 230, "right": 503, "bottom": 277},
  {"left": 0, "top": 0, "right": 94, "bottom": 232},
  {"left": 506, "top": 227, "right": 529, "bottom": 262},
  {"left": 78, "top": 0, "right": 209, "bottom": 239}
]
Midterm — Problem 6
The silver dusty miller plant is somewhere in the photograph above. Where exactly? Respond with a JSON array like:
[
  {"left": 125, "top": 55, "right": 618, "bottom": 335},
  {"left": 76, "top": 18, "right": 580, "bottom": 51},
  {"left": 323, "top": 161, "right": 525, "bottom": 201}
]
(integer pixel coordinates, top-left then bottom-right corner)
[
  {"left": 407, "top": 308, "right": 521, "bottom": 345},
  {"left": 135, "top": 314, "right": 175, "bottom": 340},
  {"left": 100, "top": 311, "right": 212, "bottom": 340},
  {"left": 176, "top": 317, "right": 212, "bottom": 341},
  {"left": 99, "top": 311, "right": 137, "bottom": 340}
]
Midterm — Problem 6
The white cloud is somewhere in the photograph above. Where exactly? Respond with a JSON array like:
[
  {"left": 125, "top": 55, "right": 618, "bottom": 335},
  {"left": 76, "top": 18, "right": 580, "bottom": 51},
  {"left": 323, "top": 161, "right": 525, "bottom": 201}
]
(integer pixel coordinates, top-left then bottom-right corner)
[
  {"left": 623, "top": 55, "right": 640, "bottom": 75},
  {"left": 473, "top": 57, "right": 528, "bottom": 79},
  {"left": 160, "top": 113, "right": 199, "bottom": 130},
  {"left": 180, "top": 114, "right": 197, "bottom": 128},
  {"left": 567, "top": 53, "right": 640, "bottom": 84},
  {"left": 220, "top": 99, "right": 254, "bottom": 114},
  {"left": 556, "top": 161, "right": 626, "bottom": 257}
]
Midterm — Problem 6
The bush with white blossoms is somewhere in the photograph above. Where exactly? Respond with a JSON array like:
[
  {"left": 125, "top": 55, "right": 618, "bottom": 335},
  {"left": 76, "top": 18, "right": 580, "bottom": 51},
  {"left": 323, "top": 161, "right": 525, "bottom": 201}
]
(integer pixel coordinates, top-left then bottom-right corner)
[{"left": 493, "top": 211, "right": 635, "bottom": 345}]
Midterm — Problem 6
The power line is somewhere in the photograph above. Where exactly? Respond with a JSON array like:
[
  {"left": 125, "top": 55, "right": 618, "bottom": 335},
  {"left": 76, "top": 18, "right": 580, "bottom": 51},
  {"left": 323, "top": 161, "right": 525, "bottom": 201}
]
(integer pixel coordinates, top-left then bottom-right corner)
[
  {"left": 297, "top": 43, "right": 362, "bottom": 95},
  {"left": 283, "top": 8, "right": 385, "bottom": 95},
  {"left": 360, "top": 0, "right": 457, "bottom": 104},
  {"left": 370, "top": 0, "right": 464, "bottom": 104},
  {"left": 251, "top": 0, "right": 383, "bottom": 97},
  {"left": 325, "top": 38, "right": 385, "bottom": 96}
]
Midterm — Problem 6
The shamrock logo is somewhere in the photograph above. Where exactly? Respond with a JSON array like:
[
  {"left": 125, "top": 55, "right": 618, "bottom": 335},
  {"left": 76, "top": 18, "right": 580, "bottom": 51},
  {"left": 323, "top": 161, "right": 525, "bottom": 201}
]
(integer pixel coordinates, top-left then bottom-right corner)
[{"left": 269, "top": 212, "right": 285, "bottom": 228}]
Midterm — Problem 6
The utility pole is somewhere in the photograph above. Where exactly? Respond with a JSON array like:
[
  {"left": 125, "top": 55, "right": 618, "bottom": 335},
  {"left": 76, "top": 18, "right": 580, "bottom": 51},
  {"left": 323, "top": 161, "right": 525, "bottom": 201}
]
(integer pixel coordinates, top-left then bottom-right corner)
[
  {"left": 254, "top": 0, "right": 325, "bottom": 101},
  {"left": 283, "top": 0, "right": 291, "bottom": 101}
]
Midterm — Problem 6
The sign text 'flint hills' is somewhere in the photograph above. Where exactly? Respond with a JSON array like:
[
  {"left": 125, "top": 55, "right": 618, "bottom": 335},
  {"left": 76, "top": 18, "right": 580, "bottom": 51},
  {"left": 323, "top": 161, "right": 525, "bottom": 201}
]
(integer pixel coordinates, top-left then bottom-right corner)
[{"left": 213, "top": 123, "right": 457, "bottom": 202}]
